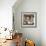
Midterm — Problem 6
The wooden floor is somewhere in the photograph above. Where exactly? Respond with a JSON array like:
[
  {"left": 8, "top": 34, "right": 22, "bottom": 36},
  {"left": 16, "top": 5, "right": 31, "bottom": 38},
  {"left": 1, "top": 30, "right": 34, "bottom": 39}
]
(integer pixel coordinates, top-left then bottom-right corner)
[{"left": 0, "top": 39, "right": 16, "bottom": 46}]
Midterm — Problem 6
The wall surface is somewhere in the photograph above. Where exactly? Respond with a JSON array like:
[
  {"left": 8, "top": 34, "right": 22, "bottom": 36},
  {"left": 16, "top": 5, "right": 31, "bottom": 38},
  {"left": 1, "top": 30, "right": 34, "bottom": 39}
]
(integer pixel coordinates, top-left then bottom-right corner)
[
  {"left": 13, "top": 0, "right": 46, "bottom": 46},
  {"left": 13, "top": 0, "right": 41, "bottom": 46},
  {"left": 40, "top": 0, "right": 46, "bottom": 46}
]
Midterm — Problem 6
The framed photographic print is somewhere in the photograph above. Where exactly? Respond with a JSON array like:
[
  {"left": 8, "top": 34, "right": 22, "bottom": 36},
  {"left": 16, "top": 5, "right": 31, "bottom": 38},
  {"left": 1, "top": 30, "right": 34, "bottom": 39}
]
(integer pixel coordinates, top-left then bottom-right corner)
[{"left": 21, "top": 12, "right": 37, "bottom": 28}]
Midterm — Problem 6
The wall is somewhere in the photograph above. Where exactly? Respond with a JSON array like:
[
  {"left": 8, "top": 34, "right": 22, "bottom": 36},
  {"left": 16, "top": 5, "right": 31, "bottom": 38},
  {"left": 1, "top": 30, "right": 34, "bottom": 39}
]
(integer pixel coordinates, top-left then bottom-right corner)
[
  {"left": 40, "top": 0, "right": 46, "bottom": 46},
  {"left": 13, "top": 0, "right": 41, "bottom": 46}
]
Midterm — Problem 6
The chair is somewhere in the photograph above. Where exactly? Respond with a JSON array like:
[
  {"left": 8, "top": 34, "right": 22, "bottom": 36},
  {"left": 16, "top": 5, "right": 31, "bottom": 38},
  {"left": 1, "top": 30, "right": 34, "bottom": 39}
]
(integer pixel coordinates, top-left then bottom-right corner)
[{"left": 25, "top": 40, "right": 35, "bottom": 46}]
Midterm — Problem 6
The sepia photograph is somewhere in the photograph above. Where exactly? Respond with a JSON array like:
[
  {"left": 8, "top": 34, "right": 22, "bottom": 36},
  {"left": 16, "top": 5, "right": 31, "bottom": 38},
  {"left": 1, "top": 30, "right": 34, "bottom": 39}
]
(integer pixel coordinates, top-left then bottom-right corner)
[
  {"left": 21, "top": 12, "right": 37, "bottom": 28},
  {"left": 23, "top": 14, "right": 34, "bottom": 25}
]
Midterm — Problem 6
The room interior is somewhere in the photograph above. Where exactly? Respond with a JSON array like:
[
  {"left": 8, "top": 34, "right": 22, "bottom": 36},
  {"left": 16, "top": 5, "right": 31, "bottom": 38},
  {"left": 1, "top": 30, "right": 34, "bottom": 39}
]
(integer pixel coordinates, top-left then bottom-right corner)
[{"left": 0, "top": 0, "right": 46, "bottom": 46}]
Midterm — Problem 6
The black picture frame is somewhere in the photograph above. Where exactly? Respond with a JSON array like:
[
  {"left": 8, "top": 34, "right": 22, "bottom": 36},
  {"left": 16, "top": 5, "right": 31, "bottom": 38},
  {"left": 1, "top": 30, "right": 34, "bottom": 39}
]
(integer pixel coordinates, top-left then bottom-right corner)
[{"left": 21, "top": 12, "right": 37, "bottom": 28}]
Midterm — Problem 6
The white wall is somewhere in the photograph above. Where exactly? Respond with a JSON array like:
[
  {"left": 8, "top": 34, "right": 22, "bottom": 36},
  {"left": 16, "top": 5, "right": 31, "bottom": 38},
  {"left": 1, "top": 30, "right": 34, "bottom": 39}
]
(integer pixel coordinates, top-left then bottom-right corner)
[
  {"left": 40, "top": 0, "right": 46, "bottom": 46},
  {"left": 13, "top": 0, "right": 41, "bottom": 46},
  {"left": 0, "top": 0, "right": 17, "bottom": 29},
  {"left": 13, "top": 0, "right": 46, "bottom": 46}
]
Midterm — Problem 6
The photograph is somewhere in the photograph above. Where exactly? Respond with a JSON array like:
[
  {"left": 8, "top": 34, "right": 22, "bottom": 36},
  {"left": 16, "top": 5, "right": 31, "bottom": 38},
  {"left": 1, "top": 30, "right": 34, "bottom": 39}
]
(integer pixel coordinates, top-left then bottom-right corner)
[
  {"left": 23, "top": 14, "right": 34, "bottom": 25},
  {"left": 21, "top": 12, "right": 37, "bottom": 28}
]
